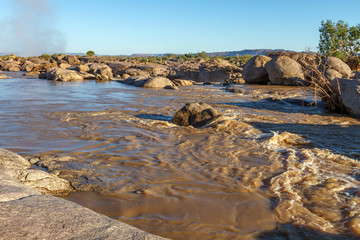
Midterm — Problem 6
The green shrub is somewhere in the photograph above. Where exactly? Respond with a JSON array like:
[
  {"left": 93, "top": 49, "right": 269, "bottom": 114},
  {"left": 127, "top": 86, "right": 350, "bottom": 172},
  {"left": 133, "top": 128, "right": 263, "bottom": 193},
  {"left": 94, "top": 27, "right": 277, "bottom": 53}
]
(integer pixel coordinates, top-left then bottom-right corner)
[
  {"left": 86, "top": 50, "right": 95, "bottom": 57},
  {"left": 319, "top": 20, "right": 360, "bottom": 69}
]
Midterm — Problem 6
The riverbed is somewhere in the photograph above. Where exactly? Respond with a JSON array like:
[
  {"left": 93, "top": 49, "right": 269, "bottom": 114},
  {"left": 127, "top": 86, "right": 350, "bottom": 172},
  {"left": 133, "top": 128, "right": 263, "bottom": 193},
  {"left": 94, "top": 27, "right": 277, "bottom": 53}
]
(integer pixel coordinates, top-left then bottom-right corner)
[{"left": 1, "top": 73, "right": 360, "bottom": 239}]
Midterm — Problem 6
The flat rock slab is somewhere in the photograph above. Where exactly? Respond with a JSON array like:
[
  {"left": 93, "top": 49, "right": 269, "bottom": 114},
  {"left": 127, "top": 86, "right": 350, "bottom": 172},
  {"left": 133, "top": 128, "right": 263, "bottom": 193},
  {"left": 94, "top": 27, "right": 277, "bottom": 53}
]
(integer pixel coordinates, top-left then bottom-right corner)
[{"left": 0, "top": 171, "right": 167, "bottom": 240}]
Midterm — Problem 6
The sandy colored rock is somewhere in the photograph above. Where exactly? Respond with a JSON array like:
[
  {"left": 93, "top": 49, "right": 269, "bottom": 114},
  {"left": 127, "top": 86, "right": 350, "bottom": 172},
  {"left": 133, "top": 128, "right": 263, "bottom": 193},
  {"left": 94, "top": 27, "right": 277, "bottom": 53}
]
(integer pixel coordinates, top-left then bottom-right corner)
[
  {"left": 325, "top": 68, "right": 343, "bottom": 81},
  {"left": 59, "top": 63, "right": 71, "bottom": 69},
  {"left": 89, "top": 63, "right": 113, "bottom": 81},
  {"left": 0, "top": 74, "right": 11, "bottom": 79},
  {"left": 331, "top": 78, "right": 360, "bottom": 116},
  {"left": 0, "top": 148, "right": 73, "bottom": 195},
  {"left": 20, "top": 61, "right": 36, "bottom": 72},
  {"left": 0, "top": 171, "right": 167, "bottom": 240},
  {"left": 64, "top": 55, "right": 80, "bottom": 65},
  {"left": 265, "top": 56, "right": 305, "bottom": 86},
  {"left": 76, "top": 64, "right": 90, "bottom": 72},
  {"left": 242, "top": 55, "right": 271, "bottom": 84},
  {"left": 47, "top": 68, "right": 84, "bottom": 82},
  {"left": 143, "top": 77, "right": 175, "bottom": 88},
  {"left": 172, "top": 79, "right": 195, "bottom": 86},
  {"left": 322, "top": 56, "right": 352, "bottom": 78}
]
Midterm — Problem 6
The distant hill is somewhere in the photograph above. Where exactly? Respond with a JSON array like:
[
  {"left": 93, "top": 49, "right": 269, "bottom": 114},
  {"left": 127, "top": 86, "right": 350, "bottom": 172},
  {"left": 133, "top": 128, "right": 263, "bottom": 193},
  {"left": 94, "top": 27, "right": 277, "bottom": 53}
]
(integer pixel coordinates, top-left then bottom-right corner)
[
  {"left": 207, "top": 49, "right": 290, "bottom": 57},
  {"left": 1, "top": 49, "right": 294, "bottom": 57},
  {"left": 127, "top": 49, "right": 292, "bottom": 58}
]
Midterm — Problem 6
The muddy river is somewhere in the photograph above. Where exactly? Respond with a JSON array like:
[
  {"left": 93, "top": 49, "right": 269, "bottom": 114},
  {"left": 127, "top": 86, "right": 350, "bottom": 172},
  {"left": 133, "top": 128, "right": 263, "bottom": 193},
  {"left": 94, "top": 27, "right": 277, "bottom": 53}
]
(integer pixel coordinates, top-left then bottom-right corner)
[{"left": 1, "top": 72, "right": 360, "bottom": 239}]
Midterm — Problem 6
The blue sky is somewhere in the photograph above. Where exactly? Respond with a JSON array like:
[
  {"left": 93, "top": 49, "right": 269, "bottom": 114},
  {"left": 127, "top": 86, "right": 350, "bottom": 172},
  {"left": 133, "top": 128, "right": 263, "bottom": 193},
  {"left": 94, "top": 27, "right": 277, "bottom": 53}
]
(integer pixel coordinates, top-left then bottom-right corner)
[{"left": 0, "top": 0, "right": 359, "bottom": 55}]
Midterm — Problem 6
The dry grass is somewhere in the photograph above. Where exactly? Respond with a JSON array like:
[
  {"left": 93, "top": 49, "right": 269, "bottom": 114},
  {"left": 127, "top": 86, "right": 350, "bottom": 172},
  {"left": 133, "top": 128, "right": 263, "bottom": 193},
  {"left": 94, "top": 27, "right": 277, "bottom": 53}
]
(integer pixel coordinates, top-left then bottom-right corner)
[{"left": 298, "top": 58, "right": 345, "bottom": 113}]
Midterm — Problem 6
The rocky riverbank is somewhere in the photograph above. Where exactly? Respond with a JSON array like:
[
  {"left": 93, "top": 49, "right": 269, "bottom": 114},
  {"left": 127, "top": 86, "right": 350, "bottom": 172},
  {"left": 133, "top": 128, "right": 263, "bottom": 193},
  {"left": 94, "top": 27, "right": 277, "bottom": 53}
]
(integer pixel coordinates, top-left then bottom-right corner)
[
  {"left": 0, "top": 148, "right": 167, "bottom": 239},
  {"left": 1, "top": 52, "right": 359, "bottom": 117}
]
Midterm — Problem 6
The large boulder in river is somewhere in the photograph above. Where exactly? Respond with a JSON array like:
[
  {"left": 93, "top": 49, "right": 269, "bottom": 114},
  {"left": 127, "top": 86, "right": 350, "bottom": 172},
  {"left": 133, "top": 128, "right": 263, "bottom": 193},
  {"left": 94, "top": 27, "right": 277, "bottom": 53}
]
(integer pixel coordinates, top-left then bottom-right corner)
[
  {"left": 331, "top": 78, "right": 360, "bottom": 116},
  {"left": 242, "top": 55, "right": 271, "bottom": 84},
  {"left": 322, "top": 57, "right": 352, "bottom": 78},
  {"left": 46, "top": 68, "right": 84, "bottom": 82},
  {"left": 0, "top": 60, "right": 21, "bottom": 72},
  {"left": 76, "top": 64, "right": 90, "bottom": 72},
  {"left": 20, "top": 61, "right": 36, "bottom": 72},
  {"left": 64, "top": 55, "right": 80, "bottom": 65},
  {"left": 89, "top": 63, "right": 113, "bottom": 81},
  {"left": 143, "top": 77, "right": 175, "bottom": 88},
  {"left": 265, "top": 56, "right": 305, "bottom": 86},
  {"left": 171, "top": 102, "right": 221, "bottom": 128}
]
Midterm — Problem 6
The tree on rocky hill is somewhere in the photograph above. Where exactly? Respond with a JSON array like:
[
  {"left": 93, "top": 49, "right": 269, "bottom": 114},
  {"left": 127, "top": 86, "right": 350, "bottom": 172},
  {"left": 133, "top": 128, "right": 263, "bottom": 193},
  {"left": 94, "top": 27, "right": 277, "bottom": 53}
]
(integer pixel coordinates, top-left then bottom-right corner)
[
  {"left": 86, "top": 50, "right": 95, "bottom": 57},
  {"left": 319, "top": 20, "right": 360, "bottom": 69}
]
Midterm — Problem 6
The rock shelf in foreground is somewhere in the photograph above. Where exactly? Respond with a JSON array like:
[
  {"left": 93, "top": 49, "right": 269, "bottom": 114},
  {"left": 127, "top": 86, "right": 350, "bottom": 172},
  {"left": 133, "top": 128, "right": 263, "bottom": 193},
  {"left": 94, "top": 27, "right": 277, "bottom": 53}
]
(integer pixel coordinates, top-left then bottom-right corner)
[{"left": 0, "top": 148, "right": 167, "bottom": 240}]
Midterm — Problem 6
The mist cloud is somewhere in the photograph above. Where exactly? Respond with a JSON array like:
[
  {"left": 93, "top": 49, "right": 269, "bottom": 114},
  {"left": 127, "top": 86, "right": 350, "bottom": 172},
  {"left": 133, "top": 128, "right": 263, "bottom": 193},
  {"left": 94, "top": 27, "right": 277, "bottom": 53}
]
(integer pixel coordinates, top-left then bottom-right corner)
[{"left": 0, "top": 0, "right": 66, "bottom": 56}]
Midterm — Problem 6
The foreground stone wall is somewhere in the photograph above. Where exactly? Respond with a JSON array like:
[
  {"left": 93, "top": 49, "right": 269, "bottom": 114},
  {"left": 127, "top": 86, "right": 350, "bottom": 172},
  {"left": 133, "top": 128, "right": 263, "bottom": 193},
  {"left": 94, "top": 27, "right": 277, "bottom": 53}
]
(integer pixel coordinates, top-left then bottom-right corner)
[{"left": 0, "top": 149, "right": 167, "bottom": 240}]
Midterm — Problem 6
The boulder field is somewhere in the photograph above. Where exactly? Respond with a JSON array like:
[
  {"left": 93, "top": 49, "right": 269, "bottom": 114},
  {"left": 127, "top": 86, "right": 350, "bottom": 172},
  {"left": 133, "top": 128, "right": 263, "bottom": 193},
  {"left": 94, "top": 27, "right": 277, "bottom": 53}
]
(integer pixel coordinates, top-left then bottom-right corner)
[
  {"left": 0, "top": 53, "right": 359, "bottom": 116},
  {"left": 0, "top": 148, "right": 167, "bottom": 239}
]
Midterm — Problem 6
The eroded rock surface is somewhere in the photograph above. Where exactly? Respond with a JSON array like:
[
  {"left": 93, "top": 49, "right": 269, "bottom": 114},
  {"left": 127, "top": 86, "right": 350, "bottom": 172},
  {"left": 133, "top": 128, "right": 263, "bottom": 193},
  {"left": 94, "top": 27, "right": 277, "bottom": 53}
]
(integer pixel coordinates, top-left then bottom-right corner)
[
  {"left": 0, "top": 148, "right": 73, "bottom": 195},
  {"left": 26, "top": 155, "right": 104, "bottom": 192}
]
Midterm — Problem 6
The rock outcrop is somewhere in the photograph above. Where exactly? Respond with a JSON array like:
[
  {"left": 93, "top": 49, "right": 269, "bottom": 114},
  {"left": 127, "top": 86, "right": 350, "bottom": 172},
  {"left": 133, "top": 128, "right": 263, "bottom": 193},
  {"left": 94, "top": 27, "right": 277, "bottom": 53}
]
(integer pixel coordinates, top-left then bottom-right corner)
[
  {"left": 143, "top": 77, "right": 175, "bottom": 88},
  {"left": 64, "top": 55, "right": 80, "bottom": 65},
  {"left": 46, "top": 68, "right": 84, "bottom": 82},
  {"left": 265, "top": 56, "right": 305, "bottom": 86},
  {"left": 0, "top": 148, "right": 73, "bottom": 195},
  {"left": 26, "top": 155, "right": 104, "bottom": 192},
  {"left": 242, "top": 55, "right": 271, "bottom": 84},
  {"left": 171, "top": 102, "right": 223, "bottom": 128},
  {"left": 331, "top": 78, "right": 360, "bottom": 116},
  {"left": 172, "top": 79, "right": 195, "bottom": 87},
  {"left": 0, "top": 60, "right": 21, "bottom": 72},
  {"left": 322, "top": 57, "right": 352, "bottom": 78},
  {"left": 0, "top": 156, "right": 167, "bottom": 240},
  {"left": 89, "top": 63, "right": 113, "bottom": 81},
  {"left": 122, "top": 76, "right": 176, "bottom": 89}
]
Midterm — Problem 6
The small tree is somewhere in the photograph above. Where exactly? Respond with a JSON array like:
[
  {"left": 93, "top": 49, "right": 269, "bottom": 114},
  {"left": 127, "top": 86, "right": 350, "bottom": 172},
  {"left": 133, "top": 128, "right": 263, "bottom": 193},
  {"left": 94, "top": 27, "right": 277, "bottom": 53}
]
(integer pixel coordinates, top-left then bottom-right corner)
[
  {"left": 196, "top": 51, "right": 209, "bottom": 59},
  {"left": 319, "top": 20, "right": 360, "bottom": 69},
  {"left": 86, "top": 50, "right": 95, "bottom": 57}
]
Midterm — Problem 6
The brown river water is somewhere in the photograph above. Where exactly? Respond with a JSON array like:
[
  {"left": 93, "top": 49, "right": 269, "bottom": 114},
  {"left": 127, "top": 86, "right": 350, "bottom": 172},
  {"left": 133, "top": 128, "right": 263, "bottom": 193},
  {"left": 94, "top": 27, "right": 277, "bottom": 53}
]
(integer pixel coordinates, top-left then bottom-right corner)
[{"left": 1, "top": 72, "right": 360, "bottom": 239}]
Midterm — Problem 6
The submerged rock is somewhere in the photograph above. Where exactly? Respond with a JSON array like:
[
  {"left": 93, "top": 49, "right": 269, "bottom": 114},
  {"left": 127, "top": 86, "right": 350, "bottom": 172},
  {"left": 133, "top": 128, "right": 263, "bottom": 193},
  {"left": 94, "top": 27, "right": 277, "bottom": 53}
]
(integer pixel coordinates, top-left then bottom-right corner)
[
  {"left": 171, "top": 102, "right": 223, "bottom": 128},
  {"left": 0, "top": 74, "right": 11, "bottom": 79},
  {"left": 46, "top": 68, "right": 84, "bottom": 82}
]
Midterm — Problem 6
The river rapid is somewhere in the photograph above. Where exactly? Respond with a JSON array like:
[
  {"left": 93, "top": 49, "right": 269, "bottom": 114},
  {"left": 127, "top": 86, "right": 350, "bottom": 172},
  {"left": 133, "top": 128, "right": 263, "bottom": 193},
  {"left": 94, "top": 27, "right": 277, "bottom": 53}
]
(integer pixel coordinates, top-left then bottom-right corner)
[{"left": 1, "top": 72, "right": 360, "bottom": 239}]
